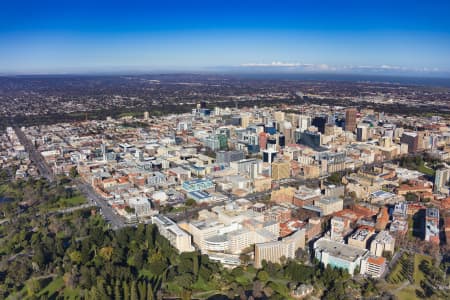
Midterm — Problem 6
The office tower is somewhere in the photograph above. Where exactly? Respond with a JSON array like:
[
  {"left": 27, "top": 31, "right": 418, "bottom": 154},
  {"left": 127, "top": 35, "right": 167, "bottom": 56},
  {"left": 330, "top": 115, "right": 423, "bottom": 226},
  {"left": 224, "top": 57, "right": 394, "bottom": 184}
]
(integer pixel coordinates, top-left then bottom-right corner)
[
  {"left": 259, "top": 132, "right": 268, "bottom": 150},
  {"left": 263, "top": 149, "right": 277, "bottom": 163},
  {"left": 144, "top": 111, "right": 149, "bottom": 120},
  {"left": 267, "top": 137, "right": 277, "bottom": 151},
  {"left": 274, "top": 111, "right": 285, "bottom": 122},
  {"left": 299, "top": 130, "right": 321, "bottom": 149},
  {"left": 271, "top": 160, "right": 290, "bottom": 180},
  {"left": 356, "top": 124, "right": 369, "bottom": 142},
  {"left": 278, "top": 134, "right": 286, "bottom": 148},
  {"left": 281, "top": 121, "right": 293, "bottom": 144},
  {"left": 216, "top": 150, "right": 245, "bottom": 164},
  {"left": 294, "top": 128, "right": 302, "bottom": 143},
  {"left": 298, "top": 115, "right": 311, "bottom": 132},
  {"left": 400, "top": 132, "right": 419, "bottom": 153},
  {"left": 101, "top": 143, "right": 107, "bottom": 162},
  {"left": 345, "top": 108, "right": 357, "bottom": 132},
  {"left": 312, "top": 116, "right": 327, "bottom": 134},
  {"left": 324, "top": 124, "right": 335, "bottom": 136},
  {"left": 241, "top": 114, "right": 250, "bottom": 128}
]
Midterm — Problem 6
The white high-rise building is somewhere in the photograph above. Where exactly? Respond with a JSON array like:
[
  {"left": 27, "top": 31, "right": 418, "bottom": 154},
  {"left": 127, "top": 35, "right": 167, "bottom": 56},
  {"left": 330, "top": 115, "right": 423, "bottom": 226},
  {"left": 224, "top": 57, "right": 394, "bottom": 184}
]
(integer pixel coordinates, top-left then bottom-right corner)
[{"left": 298, "top": 115, "right": 311, "bottom": 132}]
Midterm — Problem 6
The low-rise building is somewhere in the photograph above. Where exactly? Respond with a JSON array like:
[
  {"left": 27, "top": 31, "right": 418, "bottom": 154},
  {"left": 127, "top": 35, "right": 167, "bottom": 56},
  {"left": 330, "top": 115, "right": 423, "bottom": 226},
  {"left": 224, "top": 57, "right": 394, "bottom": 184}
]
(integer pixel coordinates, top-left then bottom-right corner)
[
  {"left": 361, "top": 256, "right": 386, "bottom": 278},
  {"left": 314, "top": 237, "right": 369, "bottom": 275},
  {"left": 348, "top": 227, "right": 375, "bottom": 250}
]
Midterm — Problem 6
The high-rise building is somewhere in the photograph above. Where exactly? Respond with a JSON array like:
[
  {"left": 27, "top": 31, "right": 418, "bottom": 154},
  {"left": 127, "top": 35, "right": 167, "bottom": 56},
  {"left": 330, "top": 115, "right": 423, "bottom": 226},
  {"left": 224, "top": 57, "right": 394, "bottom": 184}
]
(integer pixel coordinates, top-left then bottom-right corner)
[
  {"left": 217, "top": 134, "right": 228, "bottom": 150},
  {"left": 216, "top": 150, "right": 245, "bottom": 164},
  {"left": 400, "top": 132, "right": 419, "bottom": 153},
  {"left": 425, "top": 207, "right": 440, "bottom": 244},
  {"left": 434, "top": 168, "right": 450, "bottom": 193},
  {"left": 278, "top": 134, "right": 286, "bottom": 148},
  {"left": 356, "top": 124, "right": 369, "bottom": 142},
  {"left": 312, "top": 116, "right": 327, "bottom": 134},
  {"left": 274, "top": 111, "right": 285, "bottom": 122},
  {"left": 204, "top": 135, "right": 221, "bottom": 151},
  {"left": 241, "top": 114, "right": 250, "bottom": 128},
  {"left": 299, "top": 130, "right": 321, "bottom": 149},
  {"left": 345, "top": 108, "right": 357, "bottom": 132},
  {"left": 330, "top": 216, "right": 350, "bottom": 242},
  {"left": 298, "top": 115, "right": 311, "bottom": 132},
  {"left": 324, "top": 124, "right": 335, "bottom": 136},
  {"left": 254, "top": 229, "right": 305, "bottom": 268},
  {"left": 263, "top": 149, "right": 277, "bottom": 163},
  {"left": 259, "top": 132, "right": 268, "bottom": 150},
  {"left": 271, "top": 160, "right": 290, "bottom": 180},
  {"left": 370, "top": 231, "right": 395, "bottom": 257}
]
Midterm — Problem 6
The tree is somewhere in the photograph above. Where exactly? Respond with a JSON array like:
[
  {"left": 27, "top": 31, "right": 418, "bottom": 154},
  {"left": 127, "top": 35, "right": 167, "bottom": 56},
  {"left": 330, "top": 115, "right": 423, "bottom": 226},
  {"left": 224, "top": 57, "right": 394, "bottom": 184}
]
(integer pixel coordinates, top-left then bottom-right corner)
[
  {"left": 147, "top": 282, "right": 155, "bottom": 300},
  {"left": 69, "top": 250, "right": 82, "bottom": 264},
  {"left": 130, "top": 281, "right": 138, "bottom": 300},
  {"left": 114, "top": 281, "right": 121, "bottom": 300},
  {"left": 123, "top": 281, "right": 130, "bottom": 300},
  {"left": 257, "top": 270, "right": 269, "bottom": 282},
  {"left": 26, "top": 278, "right": 41, "bottom": 297},
  {"left": 405, "top": 192, "right": 419, "bottom": 202},
  {"left": 32, "top": 244, "right": 47, "bottom": 268},
  {"left": 69, "top": 167, "right": 78, "bottom": 178},
  {"left": 239, "top": 253, "right": 251, "bottom": 266},
  {"left": 185, "top": 198, "right": 196, "bottom": 207},
  {"left": 138, "top": 281, "right": 146, "bottom": 300}
]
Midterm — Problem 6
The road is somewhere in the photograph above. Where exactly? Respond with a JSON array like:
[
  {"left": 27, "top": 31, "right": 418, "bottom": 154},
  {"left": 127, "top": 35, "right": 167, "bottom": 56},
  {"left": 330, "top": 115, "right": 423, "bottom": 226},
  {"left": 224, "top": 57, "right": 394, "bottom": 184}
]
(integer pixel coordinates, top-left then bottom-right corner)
[
  {"left": 75, "top": 179, "right": 126, "bottom": 229},
  {"left": 13, "top": 126, "right": 54, "bottom": 182},
  {"left": 13, "top": 126, "right": 126, "bottom": 229}
]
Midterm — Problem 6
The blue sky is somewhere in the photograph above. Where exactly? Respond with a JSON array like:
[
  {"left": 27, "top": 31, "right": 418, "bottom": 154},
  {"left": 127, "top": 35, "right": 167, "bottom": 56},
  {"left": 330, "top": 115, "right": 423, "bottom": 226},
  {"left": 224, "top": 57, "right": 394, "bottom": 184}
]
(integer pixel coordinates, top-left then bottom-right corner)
[{"left": 1, "top": 0, "right": 450, "bottom": 75}]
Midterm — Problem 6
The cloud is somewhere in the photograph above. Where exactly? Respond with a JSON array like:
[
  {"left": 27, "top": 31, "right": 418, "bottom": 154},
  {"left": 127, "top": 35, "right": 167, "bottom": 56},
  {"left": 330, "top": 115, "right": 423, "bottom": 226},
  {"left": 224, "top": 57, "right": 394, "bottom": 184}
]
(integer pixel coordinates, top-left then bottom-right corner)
[
  {"left": 239, "top": 61, "right": 336, "bottom": 71},
  {"left": 240, "top": 61, "right": 305, "bottom": 67},
  {"left": 237, "top": 61, "right": 447, "bottom": 74}
]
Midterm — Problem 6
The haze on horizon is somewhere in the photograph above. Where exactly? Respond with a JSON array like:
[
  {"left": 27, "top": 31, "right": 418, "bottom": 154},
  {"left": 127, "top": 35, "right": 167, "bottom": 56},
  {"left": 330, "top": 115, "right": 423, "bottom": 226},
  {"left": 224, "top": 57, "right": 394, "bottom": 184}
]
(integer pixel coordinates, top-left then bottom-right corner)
[{"left": 1, "top": 0, "right": 450, "bottom": 77}]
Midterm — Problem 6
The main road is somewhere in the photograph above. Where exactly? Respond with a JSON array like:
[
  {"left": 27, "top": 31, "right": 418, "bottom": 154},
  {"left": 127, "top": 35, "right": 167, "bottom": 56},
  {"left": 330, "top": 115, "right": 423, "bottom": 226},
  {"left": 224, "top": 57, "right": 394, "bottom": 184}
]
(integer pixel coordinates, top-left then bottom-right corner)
[
  {"left": 13, "top": 126, "right": 54, "bottom": 182},
  {"left": 74, "top": 179, "right": 126, "bottom": 229},
  {"left": 13, "top": 126, "right": 126, "bottom": 229}
]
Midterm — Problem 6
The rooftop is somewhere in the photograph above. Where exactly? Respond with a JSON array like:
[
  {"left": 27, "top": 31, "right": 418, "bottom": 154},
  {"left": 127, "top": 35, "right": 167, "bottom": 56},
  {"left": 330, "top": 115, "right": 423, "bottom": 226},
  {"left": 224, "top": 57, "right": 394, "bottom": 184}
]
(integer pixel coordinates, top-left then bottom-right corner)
[{"left": 314, "top": 238, "right": 369, "bottom": 262}]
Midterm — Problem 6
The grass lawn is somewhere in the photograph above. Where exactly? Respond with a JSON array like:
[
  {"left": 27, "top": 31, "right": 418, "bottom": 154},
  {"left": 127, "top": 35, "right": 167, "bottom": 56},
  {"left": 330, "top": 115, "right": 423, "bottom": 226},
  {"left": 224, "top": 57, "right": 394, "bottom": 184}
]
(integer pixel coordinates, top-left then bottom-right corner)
[
  {"left": 166, "top": 281, "right": 182, "bottom": 294},
  {"left": 58, "top": 195, "right": 86, "bottom": 206},
  {"left": 37, "top": 276, "right": 64, "bottom": 298},
  {"left": 387, "top": 253, "right": 409, "bottom": 283},
  {"left": 64, "top": 288, "right": 82, "bottom": 299},
  {"left": 193, "top": 290, "right": 223, "bottom": 299},
  {"left": 396, "top": 285, "right": 419, "bottom": 300},
  {"left": 417, "top": 164, "right": 435, "bottom": 176},
  {"left": 413, "top": 254, "right": 432, "bottom": 284},
  {"left": 40, "top": 194, "right": 87, "bottom": 211},
  {"left": 387, "top": 253, "right": 433, "bottom": 299}
]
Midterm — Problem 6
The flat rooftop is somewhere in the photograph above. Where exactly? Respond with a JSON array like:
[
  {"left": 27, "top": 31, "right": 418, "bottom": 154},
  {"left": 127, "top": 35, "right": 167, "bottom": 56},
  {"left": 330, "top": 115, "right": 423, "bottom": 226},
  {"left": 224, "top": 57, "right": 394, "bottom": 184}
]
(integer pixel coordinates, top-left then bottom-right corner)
[{"left": 315, "top": 238, "right": 368, "bottom": 262}]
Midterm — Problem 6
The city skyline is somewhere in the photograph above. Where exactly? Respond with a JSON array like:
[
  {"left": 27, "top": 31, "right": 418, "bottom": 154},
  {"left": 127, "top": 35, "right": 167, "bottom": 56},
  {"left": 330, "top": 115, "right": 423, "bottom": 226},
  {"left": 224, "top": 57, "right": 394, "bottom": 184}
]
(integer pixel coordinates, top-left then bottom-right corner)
[{"left": 1, "top": 0, "right": 450, "bottom": 76}]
